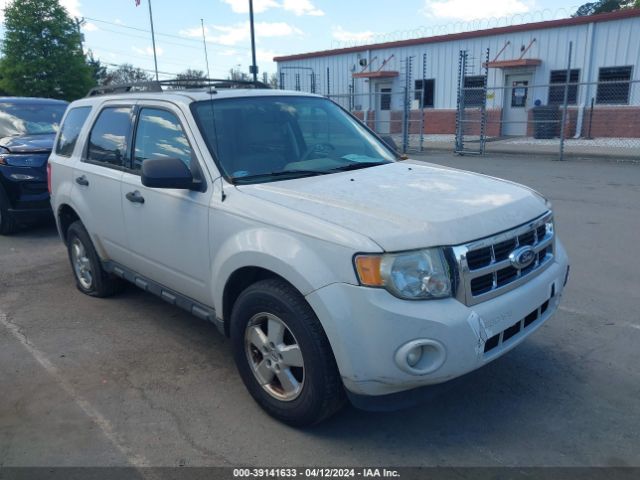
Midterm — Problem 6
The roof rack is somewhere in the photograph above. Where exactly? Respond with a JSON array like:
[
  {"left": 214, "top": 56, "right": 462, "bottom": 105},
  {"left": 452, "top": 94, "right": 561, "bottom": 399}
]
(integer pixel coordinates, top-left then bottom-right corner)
[{"left": 86, "top": 78, "right": 271, "bottom": 97}]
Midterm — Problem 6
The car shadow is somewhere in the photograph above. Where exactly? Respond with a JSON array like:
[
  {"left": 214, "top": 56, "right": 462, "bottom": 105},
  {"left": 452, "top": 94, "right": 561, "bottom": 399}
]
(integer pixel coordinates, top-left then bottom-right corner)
[{"left": 306, "top": 340, "right": 584, "bottom": 453}]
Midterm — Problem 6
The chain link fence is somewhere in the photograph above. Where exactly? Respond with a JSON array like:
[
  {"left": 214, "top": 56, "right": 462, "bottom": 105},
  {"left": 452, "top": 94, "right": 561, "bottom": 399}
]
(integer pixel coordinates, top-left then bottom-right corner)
[
  {"left": 323, "top": 78, "right": 640, "bottom": 160},
  {"left": 307, "top": 50, "right": 640, "bottom": 160}
]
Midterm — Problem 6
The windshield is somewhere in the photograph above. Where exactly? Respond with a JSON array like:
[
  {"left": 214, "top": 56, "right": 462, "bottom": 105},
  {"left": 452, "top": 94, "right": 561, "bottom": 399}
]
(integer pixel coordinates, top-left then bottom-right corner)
[
  {"left": 0, "top": 102, "right": 67, "bottom": 137},
  {"left": 192, "top": 96, "right": 395, "bottom": 184}
]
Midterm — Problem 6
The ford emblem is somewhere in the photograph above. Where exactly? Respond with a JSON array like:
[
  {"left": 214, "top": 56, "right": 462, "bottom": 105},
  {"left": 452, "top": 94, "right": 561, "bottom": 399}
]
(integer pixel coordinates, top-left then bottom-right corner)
[{"left": 509, "top": 246, "right": 536, "bottom": 269}]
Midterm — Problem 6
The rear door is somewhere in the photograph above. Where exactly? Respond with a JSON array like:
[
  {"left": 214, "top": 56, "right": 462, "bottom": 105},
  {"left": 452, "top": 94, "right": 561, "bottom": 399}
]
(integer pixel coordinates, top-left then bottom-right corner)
[
  {"left": 120, "top": 102, "right": 213, "bottom": 304},
  {"left": 71, "top": 104, "right": 134, "bottom": 262}
]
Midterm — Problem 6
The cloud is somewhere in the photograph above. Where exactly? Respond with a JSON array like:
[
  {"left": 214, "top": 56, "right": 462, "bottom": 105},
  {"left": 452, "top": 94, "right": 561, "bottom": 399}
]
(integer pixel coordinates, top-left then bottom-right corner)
[
  {"left": 221, "top": 0, "right": 280, "bottom": 14},
  {"left": 256, "top": 48, "right": 283, "bottom": 63},
  {"left": 132, "top": 46, "right": 164, "bottom": 57},
  {"left": 181, "top": 21, "right": 302, "bottom": 46},
  {"left": 83, "top": 22, "right": 99, "bottom": 32},
  {"left": 332, "top": 26, "right": 376, "bottom": 43},
  {"left": 281, "top": 0, "right": 323, "bottom": 16},
  {"left": 60, "top": 0, "right": 81, "bottom": 17},
  {"left": 421, "top": 0, "right": 530, "bottom": 21},
  {"left": 220, "top": 0, "right": 323, "bottom": 16}
]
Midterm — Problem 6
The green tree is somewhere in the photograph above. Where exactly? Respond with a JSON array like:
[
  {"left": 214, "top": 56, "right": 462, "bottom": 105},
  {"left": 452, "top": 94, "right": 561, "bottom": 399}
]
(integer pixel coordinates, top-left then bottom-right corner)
[
  {"left": 170, "top": 69, "right": 207, "bottom": 89},
  {"left": 573, "top": 0, "right": 638, "bottom": 16},
  {"left": 86, "top": 50, "right": 107, "bottom": 86},
  {"left": 0, "top": 0, "right": 94, "bottom": 100},
  {"left": 103, "top": 64, "right": 152, "bottom": 86}
]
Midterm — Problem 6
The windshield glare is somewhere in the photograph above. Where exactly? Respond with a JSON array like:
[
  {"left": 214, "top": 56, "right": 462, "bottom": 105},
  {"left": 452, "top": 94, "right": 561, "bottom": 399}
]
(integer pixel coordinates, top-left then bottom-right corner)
[
  {"left": 192, "top": 96, "right": 395, "bottom": 183},
  {"left": 0, "top": 103, "right": 67, "bottom": 137}
]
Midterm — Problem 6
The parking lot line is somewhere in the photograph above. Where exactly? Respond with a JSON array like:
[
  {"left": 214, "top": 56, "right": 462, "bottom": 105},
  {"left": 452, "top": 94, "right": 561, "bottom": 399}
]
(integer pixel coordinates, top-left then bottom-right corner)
[{"left": 0, "top": 310, "right": 151, "bottom": 468}]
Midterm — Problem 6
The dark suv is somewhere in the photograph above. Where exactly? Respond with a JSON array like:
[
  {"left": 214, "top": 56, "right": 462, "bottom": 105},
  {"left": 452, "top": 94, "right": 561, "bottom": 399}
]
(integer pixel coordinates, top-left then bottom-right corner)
[{"left": 0, "top": 97, "right": 68, "bottom": 234}]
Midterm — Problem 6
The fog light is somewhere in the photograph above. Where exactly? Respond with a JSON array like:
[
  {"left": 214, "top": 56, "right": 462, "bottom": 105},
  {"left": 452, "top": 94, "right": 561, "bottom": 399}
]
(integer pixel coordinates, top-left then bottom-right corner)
[
  {"left": 406, "top": 346, "right": 423, "bottom": 367},
  {"left": 395, "top": 339, "right": 446, "bottom": 375}
]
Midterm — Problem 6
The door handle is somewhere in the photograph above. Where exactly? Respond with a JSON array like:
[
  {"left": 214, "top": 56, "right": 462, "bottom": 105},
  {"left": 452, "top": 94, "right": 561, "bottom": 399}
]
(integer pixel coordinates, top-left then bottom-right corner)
[
  {"left": 75, "top": 175, "right": 89, "bottom": 186},
  {"left": 125, "top": 190, "right": 145, "bottom": 204}
]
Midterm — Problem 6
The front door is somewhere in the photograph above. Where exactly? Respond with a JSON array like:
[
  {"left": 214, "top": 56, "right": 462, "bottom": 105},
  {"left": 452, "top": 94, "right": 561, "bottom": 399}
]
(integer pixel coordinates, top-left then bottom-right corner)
[
  {"left": 502, "top": 74, "right": 532, "bottom": 136},
  {"left": 120, "top": 103, "right": 213, "bottom": 304},
  {"left": 375, "top": 83, "right": 392, "bottom": 134}
]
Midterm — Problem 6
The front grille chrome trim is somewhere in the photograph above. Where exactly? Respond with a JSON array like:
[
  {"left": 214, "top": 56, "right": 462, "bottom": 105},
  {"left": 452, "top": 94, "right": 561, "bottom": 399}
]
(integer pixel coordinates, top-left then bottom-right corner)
[{"left": 450, "top": 211, "right": 554, "bottom": 306}]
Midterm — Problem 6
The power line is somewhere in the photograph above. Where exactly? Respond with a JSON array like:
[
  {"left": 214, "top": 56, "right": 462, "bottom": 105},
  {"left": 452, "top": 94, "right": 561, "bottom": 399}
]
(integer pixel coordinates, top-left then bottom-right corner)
[{"left": 84, "top": 16, "right": 252, "bottom": 51}]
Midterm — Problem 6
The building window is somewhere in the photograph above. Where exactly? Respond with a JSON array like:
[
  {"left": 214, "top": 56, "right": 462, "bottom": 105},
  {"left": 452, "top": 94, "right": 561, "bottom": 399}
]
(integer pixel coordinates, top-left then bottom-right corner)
[
  {"left": 463, "top": 76, "right": 485, "bottom": 107},
  {"left": 414, "top": 79, "right": 435, "bottom": 107},
  {"left": 597, "top": 66, "right": 632, "bottom": 105},
  {"left": 380, "top": 88, "right": 391, "bottom": 111},
  {"left": 548, "top": 69, "right": 580, "bottom": 105}
]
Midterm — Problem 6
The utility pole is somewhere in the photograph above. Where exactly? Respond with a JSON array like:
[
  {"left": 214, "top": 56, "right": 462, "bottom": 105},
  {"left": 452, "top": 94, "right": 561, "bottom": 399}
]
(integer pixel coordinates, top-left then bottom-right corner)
[
  {"left": 147, "top": 0, "right": 159, "bottom": 81},
  {"left": 249, "top": 0, "right": 258, "bottom": 82}
]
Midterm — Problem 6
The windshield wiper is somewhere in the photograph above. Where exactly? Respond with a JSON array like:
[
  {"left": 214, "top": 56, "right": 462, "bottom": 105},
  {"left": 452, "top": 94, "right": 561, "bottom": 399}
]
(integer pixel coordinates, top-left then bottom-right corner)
[
  {"left": 327, "top": 161, "right": 390, "bottom": 172},
  {"left": 232, "top": 169, "right": 328, "bottom": 184}
]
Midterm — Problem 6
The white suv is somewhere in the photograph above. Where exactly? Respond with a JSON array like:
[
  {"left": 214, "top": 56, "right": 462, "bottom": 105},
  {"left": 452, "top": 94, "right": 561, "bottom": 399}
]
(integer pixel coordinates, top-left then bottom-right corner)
[{"left": 49, "top": 83, "right": 569, "bottom": 426}]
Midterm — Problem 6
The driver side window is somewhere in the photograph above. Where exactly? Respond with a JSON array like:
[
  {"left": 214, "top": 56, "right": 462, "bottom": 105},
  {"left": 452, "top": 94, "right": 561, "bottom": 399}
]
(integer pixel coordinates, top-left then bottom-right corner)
[{"left": 133, "top": 108, "right": 193, "bottom": 171}]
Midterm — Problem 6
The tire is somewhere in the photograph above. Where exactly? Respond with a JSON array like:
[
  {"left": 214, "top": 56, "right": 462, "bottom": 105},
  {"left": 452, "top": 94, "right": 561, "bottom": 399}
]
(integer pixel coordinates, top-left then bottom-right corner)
[
  {"left": 0, "top": 187, "right": 18, "bottom": 235},
  {"left": 230, "top": 278, "right": 345, "bottom": 426},
  {"left": 66, "top": 221, "right": 123, "bottom": 297}
]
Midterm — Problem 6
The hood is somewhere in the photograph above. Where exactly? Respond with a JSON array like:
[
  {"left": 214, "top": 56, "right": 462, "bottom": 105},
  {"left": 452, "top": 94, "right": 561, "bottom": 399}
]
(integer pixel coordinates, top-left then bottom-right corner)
[
  {"left": 237, "top": 162, "right": 549, "bottom": 251},
  {"left": 0, "top": 133, "right": 55, "bottom": 153}
]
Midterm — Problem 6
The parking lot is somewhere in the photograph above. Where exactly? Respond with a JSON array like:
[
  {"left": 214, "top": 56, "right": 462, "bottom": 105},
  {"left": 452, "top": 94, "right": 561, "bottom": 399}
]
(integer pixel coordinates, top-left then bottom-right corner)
[{"left": 1, "top": 152, "right": 639, "bottom": 468}]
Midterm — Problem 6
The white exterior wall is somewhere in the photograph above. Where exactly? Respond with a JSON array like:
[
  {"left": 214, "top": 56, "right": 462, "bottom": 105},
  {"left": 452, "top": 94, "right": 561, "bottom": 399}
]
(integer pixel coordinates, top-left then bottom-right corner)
[{"left": 276, "top": 15, "right": 640, "bottom": 111}]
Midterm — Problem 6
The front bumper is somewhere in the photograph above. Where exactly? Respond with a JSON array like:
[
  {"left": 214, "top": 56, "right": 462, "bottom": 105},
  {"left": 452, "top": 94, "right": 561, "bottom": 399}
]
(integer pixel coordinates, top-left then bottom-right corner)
[
  {"left": 1, "top": 165, "right": 51, "bottom": 223},
  {"left": 305, "top": 239, "right": 569, "bottom": 399}
]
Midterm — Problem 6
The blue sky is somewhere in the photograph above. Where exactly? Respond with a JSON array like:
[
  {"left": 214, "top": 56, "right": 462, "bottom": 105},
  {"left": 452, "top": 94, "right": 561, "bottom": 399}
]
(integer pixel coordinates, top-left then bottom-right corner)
[{"left": 2, "top": 0, "right": 583, "bottom": 79}]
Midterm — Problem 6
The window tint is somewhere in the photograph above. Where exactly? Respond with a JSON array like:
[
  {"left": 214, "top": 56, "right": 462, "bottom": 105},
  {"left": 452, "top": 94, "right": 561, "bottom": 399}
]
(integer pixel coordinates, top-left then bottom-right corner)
[
  {"left": 597, "top": 66, "right": 632, "bottom": 104},
  {"left": 414, "top": 79, "right": 435, "bottom": 108},
  {"left": 87, "top": 107, "right": 132, "bottom": 168},
  {"left": 133, "top": 108, "right": 192, "bottom": 171},
  {"left": 548, "top": 69, "right": 580, "bottom": 105},
  {"left": 55, "top": 107, "right": 91, "bottom": 157},
  {"left": 192, "top": 96, "right": 394, "bottom": 182}
]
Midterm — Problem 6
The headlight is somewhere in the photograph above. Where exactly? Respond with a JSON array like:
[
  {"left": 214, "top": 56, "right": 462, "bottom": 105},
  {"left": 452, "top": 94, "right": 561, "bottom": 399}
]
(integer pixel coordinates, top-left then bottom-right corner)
[
  {"left": 0, "top": 154, "right": 48, "bottom": 167},
  {"left": 355, "top": 248, "right": 452, "bottom": 300}
]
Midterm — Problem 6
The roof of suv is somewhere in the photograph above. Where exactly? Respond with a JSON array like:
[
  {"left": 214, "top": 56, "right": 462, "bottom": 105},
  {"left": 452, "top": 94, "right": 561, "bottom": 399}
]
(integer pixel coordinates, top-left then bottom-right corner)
[{"left": 71, "top": 88, "right": 320, "bottom": 108}]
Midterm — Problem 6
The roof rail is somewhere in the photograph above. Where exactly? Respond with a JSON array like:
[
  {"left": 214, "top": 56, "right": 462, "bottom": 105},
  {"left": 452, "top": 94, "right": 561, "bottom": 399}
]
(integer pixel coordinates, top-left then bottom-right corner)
[{"left": 86, "top": 78, "right": 271, "bottom": 97}]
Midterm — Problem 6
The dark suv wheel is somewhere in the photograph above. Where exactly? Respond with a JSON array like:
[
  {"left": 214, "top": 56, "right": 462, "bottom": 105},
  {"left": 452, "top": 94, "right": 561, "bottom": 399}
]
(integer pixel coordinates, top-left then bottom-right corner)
[
  {"left": 230, "top": 278, "right": 345, "bottom": 426},
  {"left": 66, "top": 221, "right": 123, "bottom": 297}
]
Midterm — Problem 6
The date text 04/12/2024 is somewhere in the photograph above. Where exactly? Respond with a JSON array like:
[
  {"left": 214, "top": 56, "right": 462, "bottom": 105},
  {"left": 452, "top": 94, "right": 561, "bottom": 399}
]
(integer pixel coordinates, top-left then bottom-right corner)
[{"left": 232, "top": 468, "right": 401, "bottom": 478}]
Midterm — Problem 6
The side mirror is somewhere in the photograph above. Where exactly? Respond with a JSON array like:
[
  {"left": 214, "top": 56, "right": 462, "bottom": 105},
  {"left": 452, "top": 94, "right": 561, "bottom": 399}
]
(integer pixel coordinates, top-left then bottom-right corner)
[{"left": 141, "top": 157, "right": 194, "bottom": 190}]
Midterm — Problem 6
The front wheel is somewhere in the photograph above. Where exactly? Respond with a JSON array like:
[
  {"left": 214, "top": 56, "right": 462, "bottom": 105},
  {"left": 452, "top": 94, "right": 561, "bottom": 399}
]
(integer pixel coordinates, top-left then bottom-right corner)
[{"left": 230, "top": 278, "right": 345, "bottom": 426}]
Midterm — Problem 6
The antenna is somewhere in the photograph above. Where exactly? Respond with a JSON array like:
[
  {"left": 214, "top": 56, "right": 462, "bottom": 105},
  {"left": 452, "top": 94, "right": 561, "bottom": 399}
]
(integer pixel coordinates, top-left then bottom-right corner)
[{"left": 201, "top": 19, "right": 211, "bottom": 80}]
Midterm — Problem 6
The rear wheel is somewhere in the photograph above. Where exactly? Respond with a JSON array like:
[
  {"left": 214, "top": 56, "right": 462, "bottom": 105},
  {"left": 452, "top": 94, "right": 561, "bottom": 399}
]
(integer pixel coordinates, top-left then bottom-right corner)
[
  {"left": 230, "top": 278, "right": 345, "bottom": 426},
  {"left": 66, "top": 221, "right": 123, "bottom": 297},
  {"left": 0, "top": 187, "right": 17, "bottom": 235}
]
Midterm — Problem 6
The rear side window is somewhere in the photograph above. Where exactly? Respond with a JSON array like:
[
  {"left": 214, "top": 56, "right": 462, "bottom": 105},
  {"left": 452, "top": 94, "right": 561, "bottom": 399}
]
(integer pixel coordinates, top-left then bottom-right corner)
[
  {"left": 87, "top": 107, "right": 132, "bottom": 168},
  {"left": 55, "top": 107, "right": 91, "bottom": 157},
  {"left": 133, "top": 108, "right": 192, "bottom": 171}
]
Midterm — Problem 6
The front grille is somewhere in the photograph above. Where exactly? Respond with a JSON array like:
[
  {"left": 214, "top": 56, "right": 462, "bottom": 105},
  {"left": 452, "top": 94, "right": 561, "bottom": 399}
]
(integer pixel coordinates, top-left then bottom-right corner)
[
  {"left": 451, "top": 212, "right": 554, "bottom": 306},
  {"left": 483, "top": 288, "right": 556, "bottom": 354}
]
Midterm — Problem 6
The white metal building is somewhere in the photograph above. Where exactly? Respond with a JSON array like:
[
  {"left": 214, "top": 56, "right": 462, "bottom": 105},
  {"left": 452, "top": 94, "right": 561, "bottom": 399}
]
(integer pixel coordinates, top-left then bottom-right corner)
[{"left": 274, "top": 9, "right": 640, "bottom": 138}]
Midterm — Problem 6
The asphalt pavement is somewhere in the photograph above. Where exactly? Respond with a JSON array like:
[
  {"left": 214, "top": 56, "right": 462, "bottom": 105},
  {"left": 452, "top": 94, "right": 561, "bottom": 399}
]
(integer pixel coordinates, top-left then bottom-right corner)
[{"left": 1, "top": 152, "right": 639, "bottom": 468}]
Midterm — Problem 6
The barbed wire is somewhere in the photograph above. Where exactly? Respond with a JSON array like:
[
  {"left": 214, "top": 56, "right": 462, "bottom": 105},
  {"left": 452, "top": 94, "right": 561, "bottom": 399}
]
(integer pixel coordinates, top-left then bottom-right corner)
[{"left": 329, "top": 6, "right": 582, "bottom": 49}]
